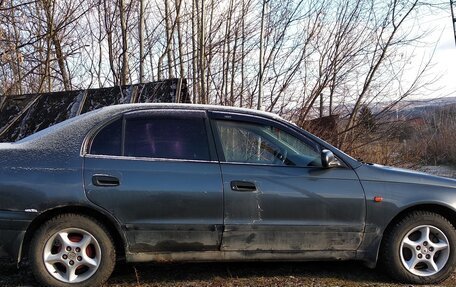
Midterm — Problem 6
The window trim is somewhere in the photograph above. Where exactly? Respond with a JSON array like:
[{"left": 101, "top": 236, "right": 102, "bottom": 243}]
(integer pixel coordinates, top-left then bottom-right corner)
[
  {"left": 83, "top": 109, "right": 218, "bottom": 162},
  {"left": 208, "top": 111, "right": 345, "bottom": 168},
  {"left": 84, "top": 153, "right": 219, "bottom": 164}
]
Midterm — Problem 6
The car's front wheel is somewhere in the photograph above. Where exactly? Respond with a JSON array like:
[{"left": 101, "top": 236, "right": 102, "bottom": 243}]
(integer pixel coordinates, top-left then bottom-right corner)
[
  {"left": 29, "top": 214, "right": 116, "bottom": 287},
  {"left": 381, "top": 211, "right": 456, "bottom": 284}
]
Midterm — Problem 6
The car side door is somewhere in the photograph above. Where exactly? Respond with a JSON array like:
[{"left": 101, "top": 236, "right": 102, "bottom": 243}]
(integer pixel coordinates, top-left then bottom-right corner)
[
  {"left": 83, "top": 109, "right": 224, "bottom": 253},
  {"left": 209, "top": 111, "right": 366, "bottom": 252}
]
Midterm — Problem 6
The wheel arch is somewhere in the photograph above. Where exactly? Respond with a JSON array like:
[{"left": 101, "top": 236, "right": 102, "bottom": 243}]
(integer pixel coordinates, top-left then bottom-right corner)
[
  {"left": 19, "top": 205, "right": 126, "bottom": 264},
  {"left": 383, "top": 203, "right": 456, "bottom": 239},
  {"left": 375, "top": 203, "right": 456, "bottom": 264}
]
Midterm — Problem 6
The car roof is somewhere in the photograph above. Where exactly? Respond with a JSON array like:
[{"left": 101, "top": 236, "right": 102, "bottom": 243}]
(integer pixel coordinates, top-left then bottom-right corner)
[
  {"left": 94, "top": 103, "right": 283, "bottom": 121},
  {"left": 14, "top": 103, "right": 284, "bottom": 148}
]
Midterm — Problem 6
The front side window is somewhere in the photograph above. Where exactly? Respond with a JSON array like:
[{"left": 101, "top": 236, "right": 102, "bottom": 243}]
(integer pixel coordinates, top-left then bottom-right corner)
[
  {"left": 216, "top": 120, "right": 322, "bottom": 167},
  {"left": 124, "top": 117, "right": 210, "bottom": 161}
]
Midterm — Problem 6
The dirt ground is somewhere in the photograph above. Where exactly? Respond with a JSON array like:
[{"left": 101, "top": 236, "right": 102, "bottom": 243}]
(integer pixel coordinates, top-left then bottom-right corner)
[
  {"left": 1, "top": 167, "right": 455, "bottom": 287},
  {"left": 2, "top": 260, "right": 456, "bottom": 287}
]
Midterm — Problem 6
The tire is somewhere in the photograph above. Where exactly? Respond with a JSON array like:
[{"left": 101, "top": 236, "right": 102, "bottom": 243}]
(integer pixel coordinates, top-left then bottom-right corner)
[
  {"left": 29, "top": 213, "right": 116, "bottom": 287},
  {"left": 381, "top": 211, "right": 456, "bottom": 284}
]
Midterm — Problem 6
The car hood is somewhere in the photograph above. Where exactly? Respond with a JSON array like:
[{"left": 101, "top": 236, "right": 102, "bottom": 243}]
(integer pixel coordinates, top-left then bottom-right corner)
[{"left": 354, "top": 163, "right": 456, "bottom": 189}]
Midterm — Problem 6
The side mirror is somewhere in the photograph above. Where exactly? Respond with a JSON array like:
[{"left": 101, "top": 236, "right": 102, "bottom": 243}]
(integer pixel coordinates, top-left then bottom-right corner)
[{"left": 321, "top": 149, "right": 341, "bottom": 168}]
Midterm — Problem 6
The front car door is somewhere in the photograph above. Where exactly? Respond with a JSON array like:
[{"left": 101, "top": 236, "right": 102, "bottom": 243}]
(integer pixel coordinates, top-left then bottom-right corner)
[
  {"left": 83, "top": 109, "right": 223, "bottom": 253},
  {"left": 209, "top": 111, "right": 366, "bottom": 253}
]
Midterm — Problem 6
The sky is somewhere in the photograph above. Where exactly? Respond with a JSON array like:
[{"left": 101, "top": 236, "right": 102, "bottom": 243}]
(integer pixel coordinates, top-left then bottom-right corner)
[{"left": 414, "top": 6, "right": 456, "bottom": 100}]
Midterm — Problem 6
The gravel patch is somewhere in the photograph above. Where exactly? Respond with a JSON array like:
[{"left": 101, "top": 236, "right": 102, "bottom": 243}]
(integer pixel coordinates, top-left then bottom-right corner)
[
  {"left": 419, "top": 165, "right": 456, "bottom": 179},
  {"left": 2, "top": 261, "right": 456, "bottom": 287}
]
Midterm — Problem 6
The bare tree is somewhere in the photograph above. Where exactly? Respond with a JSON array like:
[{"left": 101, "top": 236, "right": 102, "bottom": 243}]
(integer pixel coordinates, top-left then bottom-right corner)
[{"left": 0, "top": 0, "right": 442, "bottom": 158}]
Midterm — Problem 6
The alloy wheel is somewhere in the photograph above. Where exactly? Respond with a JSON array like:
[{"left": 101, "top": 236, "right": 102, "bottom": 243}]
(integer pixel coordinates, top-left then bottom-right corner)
[
  {"left": 43, "top": 228, "right": 102, "bottom": 283},
  {"left": 400, "top": 225, "right": 450, "bottom": 277}
]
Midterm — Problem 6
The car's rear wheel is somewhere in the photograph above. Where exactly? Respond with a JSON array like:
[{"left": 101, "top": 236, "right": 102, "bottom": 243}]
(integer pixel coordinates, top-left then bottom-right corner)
[
  {"left": 381, "top": 211, "right": 456, "bottom": 284},
  {"left": 29, "top": 214, "right": 115, "bottom": 287}
]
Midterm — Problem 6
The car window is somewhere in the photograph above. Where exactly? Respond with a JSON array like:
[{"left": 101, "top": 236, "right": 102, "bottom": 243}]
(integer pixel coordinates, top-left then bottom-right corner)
[
  {"left": 124, "top": 117, "right": 210, "bottom": 161},
  {"left": 215, "top": 120, "right": 322, "bottom": 167},
  {"left": 90, "top": 118, "right": 122, "bottom": 156}
]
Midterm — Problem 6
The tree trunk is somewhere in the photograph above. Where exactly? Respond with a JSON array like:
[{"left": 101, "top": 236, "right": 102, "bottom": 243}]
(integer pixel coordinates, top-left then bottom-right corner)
[
  {"left": 257, "top": 0, "right": 267, "bottom": 110},
  {"left": 52, "top": 34, "right": 71, "bottom": 90},
  {"left": 11, "top": 2, "right": 22, "bottom": 94},
  {"left": 239, "top": 0, "right": 246, "bottom": 107},
  {"left": 191, "top": 0, "right": 198, "bottom": 103},
  {"left": 164, "top": 0, "right": 175, "bottom": 78},
  {"left": 175, "top": 0, "right": 185, "bottom": 78},
  {"left": 119, "top": 0, "right": 129, "bottom": 85},
  {"left": 230, "top": 21, "right": 239, "bottom": 105},
  {"left": 205, "top": 0, "right": 215, "bottom": 103},
  {"left": 199, "top": 0, "right": 206, "bottom": 104},
  {"left": 139, "top": 0, "right": 145, "bottom": 83},
  {"left": 224, "top": 0, "right": 234, "bottom": 105}
]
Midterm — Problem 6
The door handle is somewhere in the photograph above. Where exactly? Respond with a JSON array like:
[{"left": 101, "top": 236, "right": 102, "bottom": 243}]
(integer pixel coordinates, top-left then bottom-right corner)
[
  {"left": 231, "top": 181, "right": 257, "bottom": 192},
  {"left": 92, "top": 175, "right": 120, "bottom": 187}
]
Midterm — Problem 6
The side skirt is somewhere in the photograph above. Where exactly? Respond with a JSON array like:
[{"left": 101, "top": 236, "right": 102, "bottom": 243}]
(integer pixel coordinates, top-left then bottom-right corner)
[{"left": 126, "top": 250, "right": 357, "bottom": 263}]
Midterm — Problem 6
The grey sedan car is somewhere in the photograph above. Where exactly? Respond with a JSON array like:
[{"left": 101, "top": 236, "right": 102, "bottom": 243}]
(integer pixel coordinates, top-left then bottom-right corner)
[{"left": 1, "top": 104, "right": 456, "bottom": 286}]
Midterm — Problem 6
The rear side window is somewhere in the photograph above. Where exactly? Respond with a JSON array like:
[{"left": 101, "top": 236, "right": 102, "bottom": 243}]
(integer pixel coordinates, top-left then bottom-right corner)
[
  {"left": 90, "top": 118, "right": 122, "bottom": 156},
  {"left": 124, "top": 117, "right": 210, "bottom": 161}
]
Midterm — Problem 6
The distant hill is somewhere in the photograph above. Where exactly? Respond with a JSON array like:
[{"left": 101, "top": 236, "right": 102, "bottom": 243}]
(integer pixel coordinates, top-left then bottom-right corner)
[
  {"left": 398, "top": 97, "right": 456, "bottom": 118},
  {"left": 367, "top": 97, "right": 456, "bottom": 120}
]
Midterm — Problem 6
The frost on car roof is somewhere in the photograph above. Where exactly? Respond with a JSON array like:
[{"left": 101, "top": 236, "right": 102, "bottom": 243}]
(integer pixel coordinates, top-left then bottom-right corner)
[
  {"left": 16, "top": 108, "right": 99, "bottom": 144},
  {"left": 15, "top": 103, "right": 284, "bottom": 146}
]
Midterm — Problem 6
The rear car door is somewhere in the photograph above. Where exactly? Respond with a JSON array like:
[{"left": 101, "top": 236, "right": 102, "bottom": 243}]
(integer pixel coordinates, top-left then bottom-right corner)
[
  {"left": 210, "top": 111, "right": 366, "bottom": 252},
  {"left": 83, "top": 109, "right": 223, "bottom": 252}
]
